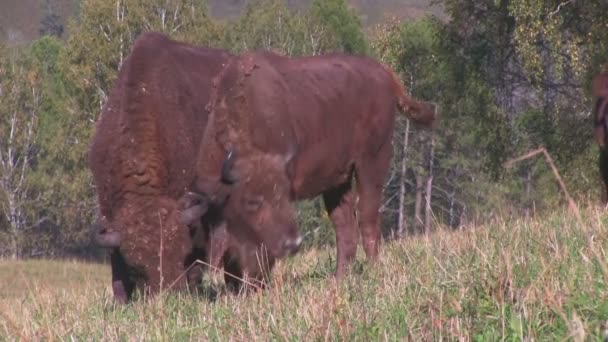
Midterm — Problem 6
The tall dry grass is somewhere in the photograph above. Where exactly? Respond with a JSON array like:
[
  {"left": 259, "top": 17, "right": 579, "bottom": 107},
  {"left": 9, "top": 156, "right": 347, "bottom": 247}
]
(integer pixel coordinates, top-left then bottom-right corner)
[{"left": 1, "top": 204, "right": 607, "bottom": 341}]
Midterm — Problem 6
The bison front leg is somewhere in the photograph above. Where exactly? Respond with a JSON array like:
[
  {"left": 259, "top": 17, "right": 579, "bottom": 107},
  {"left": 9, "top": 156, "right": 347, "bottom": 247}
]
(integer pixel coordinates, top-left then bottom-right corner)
[
  {"left": 184, "top": 221, "right": 230, "bottom": 294},
  {"left": 222, "top": 241, "right": 276, "bottom": 295},
  {"left": 323, "top": 181, "right": 358, "bottom": 280},
  {"left": 599, "top": 149, "right": 608, "bottom": 208},
  {"left": 110, "top": 249, "right": 135, "bottom": 304},
  {"left": 222, "top": 254, "right": 245, "bottom": 294}
]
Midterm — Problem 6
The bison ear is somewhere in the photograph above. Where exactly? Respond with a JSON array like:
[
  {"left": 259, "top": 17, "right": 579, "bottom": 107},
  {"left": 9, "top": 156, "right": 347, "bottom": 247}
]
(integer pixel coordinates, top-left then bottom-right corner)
[
  {"left": 179, "top": 191, "right": 209, "bottom": 226},
  {"left": 221, "top": 147, "right": 239, "bottom": 185}
]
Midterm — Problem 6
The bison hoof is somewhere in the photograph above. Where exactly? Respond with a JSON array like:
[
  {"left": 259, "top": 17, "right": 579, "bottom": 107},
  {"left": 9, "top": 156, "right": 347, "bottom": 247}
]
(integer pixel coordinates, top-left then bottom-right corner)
[{"left": 282, "top": 235, "right": 303, "bottom": 256}]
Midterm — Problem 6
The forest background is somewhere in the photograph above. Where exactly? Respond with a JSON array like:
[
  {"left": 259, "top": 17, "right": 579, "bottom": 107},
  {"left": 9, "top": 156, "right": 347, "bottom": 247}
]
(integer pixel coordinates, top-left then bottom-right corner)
[{"left": 1, "top": 0, "right": 606, "bottom": 259}]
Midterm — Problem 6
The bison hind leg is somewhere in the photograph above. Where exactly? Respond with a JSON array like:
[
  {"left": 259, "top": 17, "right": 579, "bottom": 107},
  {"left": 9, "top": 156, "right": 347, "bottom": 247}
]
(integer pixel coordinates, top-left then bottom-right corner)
[
  {"left": 354, "top": 141, "right": 393, "bottom": 263},
  {"left": 323, "top": 178, "right": 358, "bottom": 280},
  {"left": 600, "top": 149, "right": 608, "bottom": 207}
]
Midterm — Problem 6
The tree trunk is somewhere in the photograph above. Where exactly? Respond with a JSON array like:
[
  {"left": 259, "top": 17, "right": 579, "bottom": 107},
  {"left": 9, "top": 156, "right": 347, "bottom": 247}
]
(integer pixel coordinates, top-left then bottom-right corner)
[
  {"left": 524, "top": 168, "right": 531, "bottom": 219},
  {"left": 414, "top": 172, "right": 423, "bottom": 234},
  {"left": 424, "top": 135, "right": 435, "bottom": 236},
  {"left": 448, "top": 188, "right": 455, "bottom": 228},
  {"left": 396, "top": 119, "right": 411, "bottom": 239},
  {"left": 0, "top": 79, "right": 39, "bottom": 259}
]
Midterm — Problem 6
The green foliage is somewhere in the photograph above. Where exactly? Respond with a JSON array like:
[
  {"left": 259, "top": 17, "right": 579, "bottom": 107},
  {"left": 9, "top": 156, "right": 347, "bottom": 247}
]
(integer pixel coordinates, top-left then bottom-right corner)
[
  {"left": 30, "top": 36, "right": 96, "bottom": 253},
  {"left": 310, "top": 0, "right": 368, "bottom": 55},
  {"left": 1, "top": 0, "right": 608, "bottom": 255},
  {"left": 508, "top": 0, "right": 608, "bottom": 83},
  {"left": 0, "top": 43, "right": 43, "bottom": 257},
  {"left": 62, "top": 0, "right": 223, "bottom": 122},
  {"left": 222, "top": 0, "right": 325, "bottom": 56},
  {"left": 221, "top": 0, "right": 366, "bottom": 58},
  {"left": 371, "top": 15, "right": 514, "bottom": 229}
]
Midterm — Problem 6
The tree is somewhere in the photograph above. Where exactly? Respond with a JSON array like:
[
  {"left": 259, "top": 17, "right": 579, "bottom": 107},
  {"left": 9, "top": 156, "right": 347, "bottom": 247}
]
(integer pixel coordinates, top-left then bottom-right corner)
[
  {"left": 222, "top": 0, "right": 341, "bottom": 57},
  {"left": 62, "top": 0, "right": 223, "bottom": 123},
  {"left": 370, "top": 9, "right": 524, "bottom": 232},
  {"left": 0, "top": 45, "right": 42, "bottom": 258},
  {"left": 29, "top": 36, "right": 96, "bottom": 255},
  {"left": 310, "top": 0, "right": 368, "bottom": 55},
  {"left": 39, "top": 0, "right": 64, "bottom": 38}
]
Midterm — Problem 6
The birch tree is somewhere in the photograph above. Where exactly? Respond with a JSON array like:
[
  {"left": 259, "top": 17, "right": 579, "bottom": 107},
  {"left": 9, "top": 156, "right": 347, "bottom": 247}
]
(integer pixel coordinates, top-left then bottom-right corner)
[{"left": 0, "top": 47, "right": 42, "bottom": 258}]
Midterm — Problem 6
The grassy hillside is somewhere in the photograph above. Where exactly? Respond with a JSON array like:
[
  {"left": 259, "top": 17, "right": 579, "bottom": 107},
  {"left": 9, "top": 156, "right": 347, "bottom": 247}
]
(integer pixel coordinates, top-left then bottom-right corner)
[
  {"left": 1, "top": 204, "right": 607, "bottom": 340},
  {"left": 0, "top": 0, "right": 442, "bottom": 45}
]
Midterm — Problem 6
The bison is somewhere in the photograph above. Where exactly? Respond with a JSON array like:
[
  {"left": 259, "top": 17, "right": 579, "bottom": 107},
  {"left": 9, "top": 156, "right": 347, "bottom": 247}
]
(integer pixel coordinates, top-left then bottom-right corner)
[
  {"left": 89, "top": 32, "right": 265, "bottom": 302},
  {"left": 181, "top": 50, "right": 437, "bottom": 280},
  {"left": 593, "top": 65, "right": 608, "bottom": 205}
]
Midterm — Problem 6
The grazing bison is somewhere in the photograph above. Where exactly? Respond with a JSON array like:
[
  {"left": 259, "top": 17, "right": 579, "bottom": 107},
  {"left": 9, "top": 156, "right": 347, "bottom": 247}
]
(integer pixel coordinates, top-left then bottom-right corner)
[
  {"left": 593, "top": 66, "right": 608, "bottom": 205},
  {"left": 182, "top": 51, "right": 437, "bottom": 279},
  {"left": 89, "top": 31, "right": 251, "bottom": 302},
  {"left": 179, "top": 193, "right": 276, "bottom": 293}
]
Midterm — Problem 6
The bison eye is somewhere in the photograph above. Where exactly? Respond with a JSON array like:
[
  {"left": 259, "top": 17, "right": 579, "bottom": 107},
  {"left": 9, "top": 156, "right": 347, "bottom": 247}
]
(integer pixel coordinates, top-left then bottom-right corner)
[{"left": 243, "top": 195, "right": 263, "bottom": 212}]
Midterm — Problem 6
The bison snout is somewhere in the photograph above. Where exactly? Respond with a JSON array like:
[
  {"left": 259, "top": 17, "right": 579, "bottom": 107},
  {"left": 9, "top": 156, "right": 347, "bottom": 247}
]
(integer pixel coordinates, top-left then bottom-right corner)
[{"left": 282, "top": 235, "right": 303, "bottom": 256}]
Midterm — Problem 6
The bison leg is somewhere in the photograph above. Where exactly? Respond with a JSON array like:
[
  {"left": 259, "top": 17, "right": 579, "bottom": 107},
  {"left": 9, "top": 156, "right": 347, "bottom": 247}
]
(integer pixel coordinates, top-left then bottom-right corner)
[
  {"left": 222, "top": 243, "right": 275, "bottom": 295},
  {"left": 110, "top": 249, "right": 135, "bottom": 304},
  {"left": 184, "top": 247, "right": 207, "bottom": 294},
  {"left": 355, "top": 143, "right": 392, "bottom": 262},
  {"left": 223, "top": 253, "right": 245, "bottom": 294},
  {"left": 208, "top": 223, "right": 230, "bottom": 270},
  {"left": 323, "top": 180, "right": 358, "bottom": 280},
  {"left": 599, "top": 149, "right": 608, "bottom": 207},
  {"left": 183, "top": 225, "right": 231, "bottom": 299}
]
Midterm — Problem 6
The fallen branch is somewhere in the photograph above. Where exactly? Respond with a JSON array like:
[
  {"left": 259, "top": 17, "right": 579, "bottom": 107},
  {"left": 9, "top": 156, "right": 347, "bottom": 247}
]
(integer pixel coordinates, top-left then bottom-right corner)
[{"left": 504, "top": 146, "right": 582, "bottom": 224}]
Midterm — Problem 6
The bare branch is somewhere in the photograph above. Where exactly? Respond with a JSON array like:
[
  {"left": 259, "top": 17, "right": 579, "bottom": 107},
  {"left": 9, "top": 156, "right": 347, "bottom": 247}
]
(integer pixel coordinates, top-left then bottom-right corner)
[
  {"left": 504, "top": 146, "right": 582, "bottom": 223},
  {"left": 549, "top": 0, "right": 575, "bottom": 17}
]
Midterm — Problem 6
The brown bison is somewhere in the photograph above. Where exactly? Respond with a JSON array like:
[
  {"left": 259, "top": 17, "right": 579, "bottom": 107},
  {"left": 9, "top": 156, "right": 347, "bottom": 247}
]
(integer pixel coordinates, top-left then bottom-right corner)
[
  {"left": 182, "top": 50, "right": 437, "bottom": 279},
  {"left": 89, "top": 32, "right": 262, "bottom": 302},
  {"left": 593, "top": 65, "right": 608, "bottom": 204}
]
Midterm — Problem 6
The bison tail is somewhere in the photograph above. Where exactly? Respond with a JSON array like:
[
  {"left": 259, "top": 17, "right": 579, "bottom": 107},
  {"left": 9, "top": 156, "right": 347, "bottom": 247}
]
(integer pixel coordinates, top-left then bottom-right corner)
[{"left": 385, "top": 66, "right": 437, "bottom": 128}]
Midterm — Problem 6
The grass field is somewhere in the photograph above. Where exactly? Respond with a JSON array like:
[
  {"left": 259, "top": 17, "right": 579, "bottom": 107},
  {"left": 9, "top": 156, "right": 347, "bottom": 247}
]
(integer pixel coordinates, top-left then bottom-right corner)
[{"left": 1, "top": 205, "right": 608, "bottom": 341}]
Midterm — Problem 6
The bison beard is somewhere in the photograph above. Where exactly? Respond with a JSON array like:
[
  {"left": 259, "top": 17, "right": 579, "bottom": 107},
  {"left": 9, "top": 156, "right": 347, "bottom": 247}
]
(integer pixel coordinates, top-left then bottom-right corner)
[
  {"left": 89, "top": 32, "right": 264, "bottom": 303},
  {"left": 181, "top": 50, "right": 437, "bottom": 281}
]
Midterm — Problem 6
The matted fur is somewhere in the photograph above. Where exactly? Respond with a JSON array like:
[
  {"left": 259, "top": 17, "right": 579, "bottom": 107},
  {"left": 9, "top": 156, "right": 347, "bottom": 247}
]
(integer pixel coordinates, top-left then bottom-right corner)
[{"left": 89, "top": 32, "right": 234, "bottom": 302}]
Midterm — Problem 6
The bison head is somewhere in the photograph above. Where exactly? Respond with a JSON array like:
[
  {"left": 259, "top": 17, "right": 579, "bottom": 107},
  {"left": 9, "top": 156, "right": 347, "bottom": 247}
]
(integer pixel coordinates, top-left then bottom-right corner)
[
  {"left": 94, "top": 197, "right": 193, "bottom": 300},
  {"left": 182, "top": 147, "right": 302, "bottom": 259}
]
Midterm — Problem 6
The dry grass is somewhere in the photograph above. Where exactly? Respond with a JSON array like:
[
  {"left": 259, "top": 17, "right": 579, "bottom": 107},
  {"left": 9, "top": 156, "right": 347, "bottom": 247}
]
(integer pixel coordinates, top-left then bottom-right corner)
[{"left": 1, "top": 204, "right": 608, "bottom": 340}]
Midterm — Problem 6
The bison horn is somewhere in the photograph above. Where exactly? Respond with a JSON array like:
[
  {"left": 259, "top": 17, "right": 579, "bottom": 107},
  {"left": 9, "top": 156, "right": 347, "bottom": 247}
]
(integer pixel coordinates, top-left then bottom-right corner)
[
  {"left": 221, "top": 147, "right": 238, "bottom": 184},
  {"left": 94, "top": 228, "right": 121, "bottom": 248},
  {"left": 179, "top": 191, "right": 209, "bottom": 226}
]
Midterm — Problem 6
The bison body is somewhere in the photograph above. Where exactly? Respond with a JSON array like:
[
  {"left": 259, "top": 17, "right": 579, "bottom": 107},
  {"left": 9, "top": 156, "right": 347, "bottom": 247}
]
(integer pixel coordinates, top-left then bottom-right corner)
[
  {"left": 89, "top": 32, "right": 240, "bottom": 302},
  {"left": 184, "top": 51, "right": 437, "bottom": 279}
]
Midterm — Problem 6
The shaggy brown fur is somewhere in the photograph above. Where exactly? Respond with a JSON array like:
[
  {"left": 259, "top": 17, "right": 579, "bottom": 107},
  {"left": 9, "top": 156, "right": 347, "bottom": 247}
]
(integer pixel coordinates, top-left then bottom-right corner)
[
  {"left": 89, "top": 32, "right": 241, "bottom": 302},
  {"left": 183, "top": 50, "right": 437, "bottom": 280}
]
